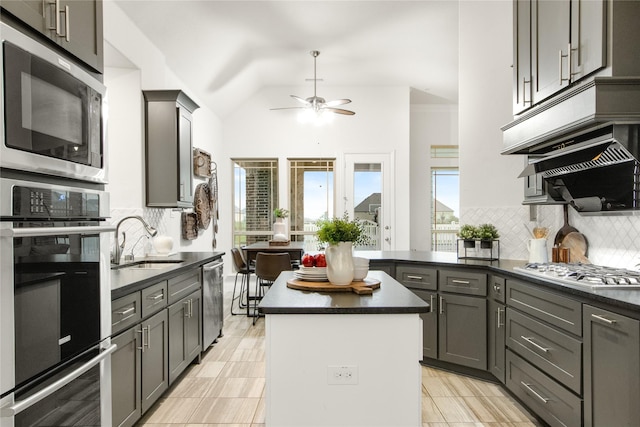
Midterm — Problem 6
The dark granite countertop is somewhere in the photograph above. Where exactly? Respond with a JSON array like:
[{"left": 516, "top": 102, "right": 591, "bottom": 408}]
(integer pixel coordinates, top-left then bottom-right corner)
[
  {"left": 258, "top": 270, "right": 430, "bottom": 315},
  {"left": 110, "top": 251, "right": 224, "bottom": 300},
  {"left": 357, "top": 250, "right": 640, "bottom": 318}
]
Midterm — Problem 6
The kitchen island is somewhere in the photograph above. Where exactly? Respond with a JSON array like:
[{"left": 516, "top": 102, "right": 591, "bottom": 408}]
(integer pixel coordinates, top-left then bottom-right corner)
[{"left": 258, "top": 270, "right": 429, "bottom": 427}]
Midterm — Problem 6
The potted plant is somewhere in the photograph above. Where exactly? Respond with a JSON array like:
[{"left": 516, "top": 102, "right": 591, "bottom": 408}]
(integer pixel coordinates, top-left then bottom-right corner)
[
  {"left": 477, "top": 223, "right": 499, "bottom": 248},
  {"left": 315, "top": 213, "right": 370, "bottom": 285},
  {"left": 273, "top": 207, "right": 289, "bottom": 220},
  {"left": 458, "top": 224, "right": 478, "bottom": 248}
]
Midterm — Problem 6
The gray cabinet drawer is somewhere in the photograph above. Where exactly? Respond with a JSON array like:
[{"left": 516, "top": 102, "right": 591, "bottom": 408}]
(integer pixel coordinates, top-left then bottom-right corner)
[
  {"left": 112, "top": 293, "right": 142, "bottom": 335},
  {"left": 141, "top": 280, "right": 168, "bottom": 319},
  {"left": 506, "top": 308, "right": 582, "bottom": 394},
  {"left": 506, "top": 350, "right": 582, "bottom": 427},
  {"left": 395, "top": 264, "right": 437, "bottom": 290},
  {"left": 168, "top": 270, "right": 201, "bottom": 304},
  {"left": 506, "top": 279, "right": 582, "bottom": 336},
  {"left": 489, "top": 275, "right": 506, "bottom": 303},
  {"left": 439, "top": 269, "right": 487, "bottom": 296}
]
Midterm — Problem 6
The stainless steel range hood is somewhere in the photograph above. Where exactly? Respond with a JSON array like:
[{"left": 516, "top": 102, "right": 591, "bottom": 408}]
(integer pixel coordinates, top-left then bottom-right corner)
[{"left": 518, "top": 124, "right": 640, "bottom": 213}]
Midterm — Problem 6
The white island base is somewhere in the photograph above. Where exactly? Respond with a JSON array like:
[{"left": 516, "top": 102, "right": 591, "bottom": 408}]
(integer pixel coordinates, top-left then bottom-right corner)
[{"left": 264, "top": 313, "right": 423, "bottom": 427}]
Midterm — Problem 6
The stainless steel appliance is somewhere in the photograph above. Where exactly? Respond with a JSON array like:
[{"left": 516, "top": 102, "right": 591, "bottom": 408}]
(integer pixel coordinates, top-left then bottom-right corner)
[
  {"left": 202, "top": 259, "right": 224, "bottom": 349},
  {"left": 515, "top": 262, "right": 640, "bottom": 289},
  {"left": 0, "top": 22, "right": 107, "bottom": 184},
  {"left": 0, "top": 177, "right": 116, "bottom": 426}
]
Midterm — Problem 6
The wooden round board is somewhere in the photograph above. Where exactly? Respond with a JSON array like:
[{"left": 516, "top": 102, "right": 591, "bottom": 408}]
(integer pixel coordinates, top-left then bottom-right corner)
[{"left": 287, "top": 277, "right": 381, "bottom": 295}]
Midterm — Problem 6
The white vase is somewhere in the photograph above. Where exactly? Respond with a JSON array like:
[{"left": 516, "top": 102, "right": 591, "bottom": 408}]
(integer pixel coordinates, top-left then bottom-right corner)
[
  {"left": 273, "top": 218, "right": 288, "bottom": 241},
  {"left": 325, "top": 241, "right": 354, "bottom": 285}
]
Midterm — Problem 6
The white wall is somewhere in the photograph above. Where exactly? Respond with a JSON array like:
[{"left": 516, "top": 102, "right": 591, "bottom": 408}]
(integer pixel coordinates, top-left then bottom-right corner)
[
  {"left": 103, "top": 1, "right": 225, "bottom": 260},
  {"left": 410, "top": 105, "right": 459, "bottom": 251},
  {"left": 458, "top": 0, "right": 527, "bottom": 260}
]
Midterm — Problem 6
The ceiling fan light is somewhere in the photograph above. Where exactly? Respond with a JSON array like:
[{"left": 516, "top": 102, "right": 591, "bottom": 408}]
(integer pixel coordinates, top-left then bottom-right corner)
[{"left": 297, "top": 108, "right": 334, "bottom": 125}]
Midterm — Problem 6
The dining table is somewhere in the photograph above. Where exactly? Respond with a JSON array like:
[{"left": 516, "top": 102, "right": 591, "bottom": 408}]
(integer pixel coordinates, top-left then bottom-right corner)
[{"left": 241, "top": 241, "right": 306, "bottom": 317}]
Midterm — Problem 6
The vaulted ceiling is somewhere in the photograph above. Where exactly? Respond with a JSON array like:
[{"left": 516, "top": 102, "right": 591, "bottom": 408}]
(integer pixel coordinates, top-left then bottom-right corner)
[{"left": 111, "top": 1, "right": 459, "bottom": 118}]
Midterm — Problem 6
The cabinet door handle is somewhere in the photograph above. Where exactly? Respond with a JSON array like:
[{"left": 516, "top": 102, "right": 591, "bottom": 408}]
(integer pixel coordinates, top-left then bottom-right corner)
[
  {"left": 591, "top": 313, "right": 617, "bottom": 325},
  {"left": 137, "top": 326, "right": 147, "bottom": 352},
  {"left": 116, "top": 306, "right": 135, "bottom": 316},
  {"left": 451, "top": 279, "right": 470, "bottom": 285},
  {"left": 62, "top": 5, "right": 70, "bottom": 42},
  {"left": 522, "top": 77, "right": 531, "bottom": 106},
  {"left": 521, "top": 335, "right": 550, "bottom": 353},
  {"left": 439, "top": 296, "right": 445, "bottom": 315},
  {"left": 429, "top": 294, "right": 435, "bottom": 313},
  {"left": 406, "top": 275, "right": 423, "bottom": 280},
  {"left": 559, "top": 48, "right": 568, "bottom": 83},
  {"left": 497, "top": 307, "right": 504, "bottom": 328},
  {"left": 184, "top": 300, "right": 190, "bottom": 318},
  {"left": 520, "top": 381, "right": 549, "bottom": 403},
  {"left": 147, "top": 293, "right": 165, "bottom": 301},
  {"left": 146, "top": 324, "right": 151, "bottom": 349},
  {"left": 493, "top": 284, "right": 501, "bottom": 293}
]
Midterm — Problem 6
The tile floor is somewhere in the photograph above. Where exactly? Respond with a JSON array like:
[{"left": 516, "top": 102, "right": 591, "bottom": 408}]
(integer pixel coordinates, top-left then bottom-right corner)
[{"left": 136, "top": 276, "right": 542, "bottom": 427}]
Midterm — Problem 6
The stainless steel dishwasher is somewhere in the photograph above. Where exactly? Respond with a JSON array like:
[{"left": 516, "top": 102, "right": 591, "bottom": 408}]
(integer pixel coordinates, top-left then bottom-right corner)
[{"left": 202, "top": 259, "right": 224, "bottom": 349}]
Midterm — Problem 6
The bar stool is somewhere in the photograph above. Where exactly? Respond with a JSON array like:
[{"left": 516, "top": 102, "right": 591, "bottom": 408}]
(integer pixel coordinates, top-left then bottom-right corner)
[
  {"left": 251, "top": 252, "right": 291, "bottom": 324},
  {"left": 230, "top": 247, "right": 254, "bottom": 315}
]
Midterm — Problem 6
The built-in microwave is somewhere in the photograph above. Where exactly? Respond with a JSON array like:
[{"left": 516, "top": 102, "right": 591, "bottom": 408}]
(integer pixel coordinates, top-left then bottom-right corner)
[{"left": 0, "top": 22, "right": 107, "bottom": 184}]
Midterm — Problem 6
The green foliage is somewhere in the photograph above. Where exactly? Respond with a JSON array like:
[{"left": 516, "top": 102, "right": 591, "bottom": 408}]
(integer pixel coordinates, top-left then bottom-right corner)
[
  {"left": 273, "top": 208, "right": 289, "bottom": 218},
  {"left": 457, "top": 224, "right": 478, "bottom": 240},
  {"left": 316, "top": 213, "right": 370, "bottom": 246},
  {"left": 477, "top": 223, "right": 499, "bottom": 239},
  {"left": 458, "top": 223, "right": 499, "bottom": 240}
]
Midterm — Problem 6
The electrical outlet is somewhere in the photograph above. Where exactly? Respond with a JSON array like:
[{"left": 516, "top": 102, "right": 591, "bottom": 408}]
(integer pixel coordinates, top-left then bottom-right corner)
[{"left": 327, "top": 365, "right": 358, "bottom": 385}]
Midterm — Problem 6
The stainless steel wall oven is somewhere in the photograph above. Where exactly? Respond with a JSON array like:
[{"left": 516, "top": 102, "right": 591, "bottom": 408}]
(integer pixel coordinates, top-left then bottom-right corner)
[
  {"left": 0, "top": 22, "right": 107, "bottom": 184},
  {"left": 0, "top": 177, "right": 115, "bottom": 426}
]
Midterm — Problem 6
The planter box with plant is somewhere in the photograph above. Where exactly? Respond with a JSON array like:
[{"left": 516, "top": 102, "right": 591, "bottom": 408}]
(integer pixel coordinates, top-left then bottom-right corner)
[{"left": 477, "top": 223, "right": 499, "bottom": 248}]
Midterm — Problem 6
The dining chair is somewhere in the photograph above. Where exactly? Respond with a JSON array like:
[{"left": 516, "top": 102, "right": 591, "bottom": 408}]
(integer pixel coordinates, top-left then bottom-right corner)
[
  {"left": 251, "top": 252, "right": 292, "bottom": 323},
  {"left": 230, "top": 247, "right": 254, "bottom": 315}
]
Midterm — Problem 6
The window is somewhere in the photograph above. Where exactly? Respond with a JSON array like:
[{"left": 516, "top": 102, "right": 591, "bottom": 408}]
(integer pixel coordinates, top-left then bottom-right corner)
[
  {"left": 431, "top": 168, "right": 459, "bottom": 252},
  {"left": 232, "top": 159, "right": 278, "bottom": 247},
  {"left": 430, "top": 142, "right": 459, "bottom": 252},
  {"left": 289, "top": 158, "right": 335, "bottom": 251}
]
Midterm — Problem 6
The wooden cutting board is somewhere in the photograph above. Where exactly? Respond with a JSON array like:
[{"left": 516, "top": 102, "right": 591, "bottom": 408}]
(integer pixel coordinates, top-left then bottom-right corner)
[
  {"left": 287, "top": 278, "right": 381, "bottom": 295},
  {"left": 560, "top": 231, "right": 590, "bottom": 263}
]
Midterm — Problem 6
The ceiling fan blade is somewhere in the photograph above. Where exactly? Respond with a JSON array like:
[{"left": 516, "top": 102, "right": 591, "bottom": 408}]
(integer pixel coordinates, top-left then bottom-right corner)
[
  {"left": 324, "top": 99, "right": 351, "bottom": 107},
  {"left": 290, "top": 95, "right": 310, "bottom": 105},
  {"left": 270, "top": 107, "right": 305, "bottom": 111},
  {"left": 324, "top": 107, "right": 355, "bottom": 116}
]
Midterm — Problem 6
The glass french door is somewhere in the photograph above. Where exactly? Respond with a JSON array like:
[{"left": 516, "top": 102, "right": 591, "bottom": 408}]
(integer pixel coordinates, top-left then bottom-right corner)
[{"left": 343, "top": 153, "right": 393, "bottom": 250}]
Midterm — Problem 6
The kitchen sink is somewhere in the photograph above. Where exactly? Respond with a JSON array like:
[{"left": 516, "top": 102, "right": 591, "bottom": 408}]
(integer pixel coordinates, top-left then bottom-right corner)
[{"left": 112, "top": 260, "right": 184, "bottom": 270}]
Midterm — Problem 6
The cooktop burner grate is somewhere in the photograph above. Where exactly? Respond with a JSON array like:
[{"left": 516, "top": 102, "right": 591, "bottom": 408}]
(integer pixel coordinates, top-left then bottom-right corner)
[{"left": 514, "top": 263, "right": 640, "bottom": 289}]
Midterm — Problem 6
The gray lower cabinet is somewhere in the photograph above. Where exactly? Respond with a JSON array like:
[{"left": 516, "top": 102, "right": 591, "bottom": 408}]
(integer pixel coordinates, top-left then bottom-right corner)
[
  {"left": 488, "top": 298, "right": 506, "bottom": 383},
  {"left": 583, "top": 305, "right": 640, "bottom": 427},
  {"left": 396, "top": 265, "right": 487, "bottom": 370},
  {"left": 111, "top": 309, "right": 168, "bottom": 427},
  {"left": 111, "top": 326, "right": 141, "bottom": 427},
  {"left": 506, "top": 350, "right": 582, "bottom": 427},
  {"left": 488, "top": 275, "right": 506, "bottom": 383},
  {"left": 438, "top": 292, "right": 487, "bottom": 370},
  {"left": 168, "top": 289, "right": 202, "bottom": 384}
]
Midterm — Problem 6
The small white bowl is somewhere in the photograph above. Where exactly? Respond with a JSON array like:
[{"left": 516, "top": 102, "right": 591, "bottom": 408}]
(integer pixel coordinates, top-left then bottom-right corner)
[
  {"left": 353, "top": 257, "right": 369, "bottom": 267},
  {"left": 353, "top": 267, "right": 369, "bottom": 281}
]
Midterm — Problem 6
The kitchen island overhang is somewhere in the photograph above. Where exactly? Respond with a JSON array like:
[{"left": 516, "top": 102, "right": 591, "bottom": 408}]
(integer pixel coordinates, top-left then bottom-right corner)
[{"left": 259, "top": 270, "right": 430, "bottom": 427}]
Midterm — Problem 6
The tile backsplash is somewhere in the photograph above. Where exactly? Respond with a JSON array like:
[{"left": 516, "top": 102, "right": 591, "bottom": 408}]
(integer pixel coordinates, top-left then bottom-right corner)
[{"left": 462, "top": 205, "right": 640, "bottom": 269}]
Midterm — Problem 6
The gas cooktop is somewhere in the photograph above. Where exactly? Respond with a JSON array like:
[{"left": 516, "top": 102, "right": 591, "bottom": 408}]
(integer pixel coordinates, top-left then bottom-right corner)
[{"left": 514, "top": 263, "right": 640, "bottom": 289}]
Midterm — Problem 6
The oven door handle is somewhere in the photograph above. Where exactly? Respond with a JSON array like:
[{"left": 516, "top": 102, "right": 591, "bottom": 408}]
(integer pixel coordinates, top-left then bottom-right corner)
[
  {"left": 0, "top": 343, "right": 117, "bottom": 417},
  {"left": 1, "top": 225, "right": 115, "bottom": 238}
]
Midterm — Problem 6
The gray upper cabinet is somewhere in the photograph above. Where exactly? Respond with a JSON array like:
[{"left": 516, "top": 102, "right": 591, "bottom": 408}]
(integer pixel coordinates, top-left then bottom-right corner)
[
  {"left": 513, "top": 0, "right": 606, "bottom": 115},
  {"left": 1, "top": 0, "right": 104, "bottom": 73},
  {"left": 144, "top": 90, "right": 199, "bottom": 208},
  {"left": 583, "top": 305, "right": 640, "bottom": 427}
]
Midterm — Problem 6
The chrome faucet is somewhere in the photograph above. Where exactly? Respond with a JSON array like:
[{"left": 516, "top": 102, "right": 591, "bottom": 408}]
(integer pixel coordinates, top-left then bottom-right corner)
[{"left": 112, "top": 216, "right": 158, "bottom": 264}]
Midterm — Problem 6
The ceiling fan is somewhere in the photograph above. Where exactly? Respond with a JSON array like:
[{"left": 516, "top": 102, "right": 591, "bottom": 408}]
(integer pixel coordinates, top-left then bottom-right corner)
[{"left": 271, "top": 50, "right": 355, "bottom": 116}]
